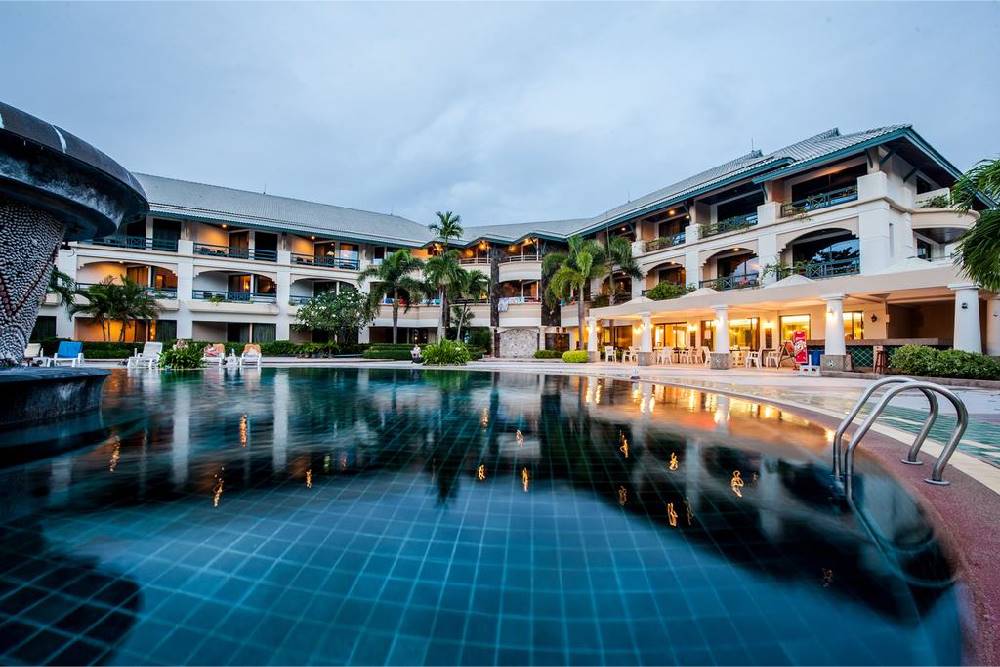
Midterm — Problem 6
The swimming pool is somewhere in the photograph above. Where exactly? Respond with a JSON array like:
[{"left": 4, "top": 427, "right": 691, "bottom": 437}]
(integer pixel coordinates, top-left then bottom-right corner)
[{"left": 0, "top": 368, "right": 963, "bottom": 665}]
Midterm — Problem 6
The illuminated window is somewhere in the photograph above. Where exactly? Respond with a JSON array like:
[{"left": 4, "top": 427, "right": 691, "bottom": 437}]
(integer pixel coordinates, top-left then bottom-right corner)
[
  {"left": 844, "top": 311, "right": 864, "bottom": 340},
  {"left": 729, "top": 318, "right": 759, "bottom": 349},
  {"left": 779, "top": 314, "right": 811, "bottom": 342}
]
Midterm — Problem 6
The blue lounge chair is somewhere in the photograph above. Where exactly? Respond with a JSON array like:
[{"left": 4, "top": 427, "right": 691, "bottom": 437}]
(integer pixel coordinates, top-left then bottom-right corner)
[{"left": 50, "top": 341, "right": 84, "bottom": 367}]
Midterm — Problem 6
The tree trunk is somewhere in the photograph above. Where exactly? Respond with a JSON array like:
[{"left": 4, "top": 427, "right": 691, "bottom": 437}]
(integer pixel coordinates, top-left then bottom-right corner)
[
  {"left": 392, "top": 289, "right": 399, "bottom": 344},
  {"left": 577, "top": 288, "right": 585, "bottom": 351},
  {"left": 437, "top": 287, "right": 446, "bottom": 341}
]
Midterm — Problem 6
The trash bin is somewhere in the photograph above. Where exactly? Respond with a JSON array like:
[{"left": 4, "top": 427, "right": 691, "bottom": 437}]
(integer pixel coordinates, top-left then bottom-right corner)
[{"left": 809, "top": 350, "right": 822, "bottom": 366}]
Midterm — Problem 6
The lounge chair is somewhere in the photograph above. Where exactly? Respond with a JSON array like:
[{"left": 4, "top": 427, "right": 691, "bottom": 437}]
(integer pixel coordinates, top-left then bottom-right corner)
[
  {"left": 410, "top": 345, "right": 423, "bottom": 363},
  {"left": 50, "top": 341, "right": 84, "bottom": 367},
  {"left": 127, "top": 341, "right": 163, "bottom": 369},
  {"left": 240, "top": 343, "right": 262, "bottom": 368},
  {"left": 23, "top": 343, "right": 42, "bottom": 366},
  {"left": 202, "top": 343, "right": 226, "bottom": 367}
]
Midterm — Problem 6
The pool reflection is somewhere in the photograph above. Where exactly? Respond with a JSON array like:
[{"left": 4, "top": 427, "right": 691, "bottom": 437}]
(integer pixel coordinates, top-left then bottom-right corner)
[{"left": 0, "top": 368, "right": 962, "bottom": 665}]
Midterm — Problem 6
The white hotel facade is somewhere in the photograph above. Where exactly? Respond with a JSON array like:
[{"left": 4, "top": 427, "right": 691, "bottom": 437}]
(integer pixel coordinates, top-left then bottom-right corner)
[{"left": 37, "top": 124, "right": 996, "bottom": 365}]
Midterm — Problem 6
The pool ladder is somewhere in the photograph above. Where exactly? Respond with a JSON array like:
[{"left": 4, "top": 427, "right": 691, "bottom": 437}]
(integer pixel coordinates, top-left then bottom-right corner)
[{"left": 832, "top": 377, "right": 969, "bottom": 497}]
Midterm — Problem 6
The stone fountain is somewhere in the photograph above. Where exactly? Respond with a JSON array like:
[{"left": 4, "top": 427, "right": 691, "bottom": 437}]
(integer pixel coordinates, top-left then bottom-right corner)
[{"left": 0, "top": 100, "right": 148, "bottom": 427}]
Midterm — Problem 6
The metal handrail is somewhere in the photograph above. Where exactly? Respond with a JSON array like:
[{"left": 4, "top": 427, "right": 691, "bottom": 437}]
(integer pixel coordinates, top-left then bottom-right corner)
[
  {"left": 842, "top": 381, "right": 968, "bottom": 497},
  {"left": 832, "top": 377, "right": 937, "bottom": 477}
]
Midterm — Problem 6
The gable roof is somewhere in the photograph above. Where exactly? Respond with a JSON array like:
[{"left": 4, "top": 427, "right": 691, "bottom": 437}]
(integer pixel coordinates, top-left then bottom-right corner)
[{"left": 135, "top": 173, "right": 433, "bottom": 246}]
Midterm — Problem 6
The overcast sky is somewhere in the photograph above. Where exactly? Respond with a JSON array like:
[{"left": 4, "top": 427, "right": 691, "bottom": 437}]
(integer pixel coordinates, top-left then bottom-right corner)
[{"left": 3, "top": 2, "right": 998, "bottom": 227}]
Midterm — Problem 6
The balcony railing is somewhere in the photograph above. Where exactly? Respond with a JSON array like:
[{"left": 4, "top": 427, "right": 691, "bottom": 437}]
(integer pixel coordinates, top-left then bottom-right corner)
[
  {"left": 776, "top": 258, "right": 860, "bottom": 280},
  {"left": 700, "top": 213, "right": 758, "bottom": 238},
  {"left": 460, "top": 257, "right": 490, "bottom": 265},
  {"left": 781, "top": 185, "right": 858, "bottom": 217},
  {"left": 86, "top": 235, "right": 179, "bottom": 252},
  {"left": 193, "top": 243, "right": 277, "bottom": 262},
  {"left": 291, "top": 252, "right": 360, "bottom": 270},
  {"left": 288, "top": 295, "right": 313, "bottom": 305},
  {"left": 75, "top": 283, "right": 178, "bottom": 298},
  {"left": 501, "top": 254, "right": 541, "bottom": 263},
  {"left": 644, "top": 232, "right": 686, "bottom": 252},
  {"left": 192, "top": 290, "right": 277, "bottom": 303},
  {"left": 699, "top": 273, "right": 760, "bottom": 291}
]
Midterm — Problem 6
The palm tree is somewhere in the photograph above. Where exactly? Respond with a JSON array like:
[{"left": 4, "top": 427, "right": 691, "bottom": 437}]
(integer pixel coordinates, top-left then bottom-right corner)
[
  {"left": 424, "top": 250, "right": 464, "bottom": 341},
  {"left": 70, "top": 276, "right": 159, "bottom": 342},
  {"left": 357, "top": 249, "right": 426, "bottom": 343},
  {"left": 429, "top": 211, "right": 464, "bottom": 245},
  {"left": 116, "top": 277, "right": 160, "bottom": 342},
  {"left": 451, "top": 269, "right": 489, "bottom": 341},
  {"left": 952, "top": 158, "right": 1000, "bottom": 291},
  {"left": 47, "top": 268, "right": 76, "bottom": 313},
  {"left": 71, "top": 279, "right": 117, "bottom": 341},
  {"left": 544, "top": 235, "right": 606, "bottom": 348},
  {"left": 602, "top": 235, "right": 643, "bottom": 304}
]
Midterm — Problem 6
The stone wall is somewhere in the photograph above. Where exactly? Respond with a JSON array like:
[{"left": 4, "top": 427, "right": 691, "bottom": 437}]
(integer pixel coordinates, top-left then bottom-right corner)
[
  {"left": 498, "top": 328, "right": 538, "bottom": 358},
  {"left": 0, "top": 197, "right": 63, "bottom": 365}
]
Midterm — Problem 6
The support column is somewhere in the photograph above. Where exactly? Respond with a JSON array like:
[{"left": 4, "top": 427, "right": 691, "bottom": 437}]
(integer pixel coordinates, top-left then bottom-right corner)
[
  {"left": 638, "top": 312, "right": 652, "bottom": 366},
  {"left": 709, "top": 305, "right": 730, "bottom": 369},
  {"left": 587, "top": 316, "right": 599, "bottom": 362},
  {"left": 949, "top": 283, "right": 982, "bottom": 353},
  {"left": 987, "top": 294, "right": 1000, "bottom": 357},
  {"left": 176, "top": 239, "right": 194, "bottom": 339},
  {"left": 820, "top": 293, "right": 849, "bottom": 371},
  {"left": 275, "top": 268, "right": 291, "bottom": 340}
]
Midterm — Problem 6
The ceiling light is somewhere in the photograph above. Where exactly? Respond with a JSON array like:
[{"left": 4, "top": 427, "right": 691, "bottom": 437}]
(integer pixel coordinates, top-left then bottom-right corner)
[{"left": 668, "top": 209, "right": 676, "bottom": 216}]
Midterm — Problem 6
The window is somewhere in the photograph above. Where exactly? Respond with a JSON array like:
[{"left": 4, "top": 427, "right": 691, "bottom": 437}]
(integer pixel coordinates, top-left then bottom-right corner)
[
  {"left": 153, "top": 319, "right": 177, "bottom": 342},
  {"left": 653, "top": 323, "right": 689, "bottom": 349},
  {"left": 844, "top": 311, "right": 864, "bottom": 341},
  {"left": 701, "top": 320, "right": 715, "bottom": 346},
  {"left": 790, "top": 232, "right": 859, "bottom": 264},
  {"left": 656, "top": 266, "right": 685, "bottom": 285},
  {"left": 779, "top": 315, "right": 811, "bottom": 342},
  {"left": 791, "top": 162, "right": 866, "bottom": 201},
  {"left": 716, "top": 191, "right": 764, "bottom": 221},
  {"left": 339, "top": 243, "right": 359, "bottom": 266},
  {"left": 151, "top": 219, "right": 181, "bottom": 251},
  {"left": 152, "top": 268, "right": 177, "bottom": 290},
  {"left": 30, "top": 316, "right": 57, "bottom": 341},
  {"left": 229, "top": 275, "right": 252, "bottom": 293},
  {"left": 729, "top": 318, "right": 759, "bottom": 349},
  {"left": 252, "top": 323, "right": 276, "bottom": 344}
]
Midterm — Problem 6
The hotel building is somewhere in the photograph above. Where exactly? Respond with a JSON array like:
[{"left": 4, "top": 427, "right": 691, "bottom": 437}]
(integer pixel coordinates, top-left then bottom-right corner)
[{"left": 36, "top": 124, "right": 996, "bottom": 365}]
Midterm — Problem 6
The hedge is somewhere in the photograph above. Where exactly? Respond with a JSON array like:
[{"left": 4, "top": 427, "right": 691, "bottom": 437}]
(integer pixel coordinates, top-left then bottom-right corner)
[
  {"left": 562, "top": 350, "right": 589, "bottom": 363},
  {"left": 364, "top": 342, "right": 486, "bottom": 361},
  {"left": 33, "top": 338, "right": 365, "bottom": 359},
  {"left": 890, "top": 345, "right": 1000, "bottom": 380},
  {"left": 534, "top": 349, "right": 562, "bottom": 359}
]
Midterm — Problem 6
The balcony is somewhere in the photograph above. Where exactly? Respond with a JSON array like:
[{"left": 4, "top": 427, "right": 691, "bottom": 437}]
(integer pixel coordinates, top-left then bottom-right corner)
[
  {"left": 644, "top": 232, "right": 686, "bottom": 252},
  {"left": 460, "top": 257, "right": 490, "bottom": 265},
  {"left": 85, "top": 235, "right": 179, "bottom": 252},
  {"left": 288, "top": 295, "right": 313, "bottom": 305},
  {"left": 776, "top": 258, "right": 860, "bottom": 280},
  {"left": 700, "top": 213, "right": 757, "bottom": 238},
  {"left": 699, "top": 273, "right": 760, "bottom": 291},
  {"left": 501, "top": 254, "right": 541, "bottom": 263},
  {"left": 780, "top": 185, "right": 858, "bottom": 217},
  {"left": 291, "top": 252, "right": 360, "bottom": 270},
  {"left": 75, "top": 283, "right": 178, "bottom": 299},
  {"left": 192, "top": 290, "right": 277, "bottom": 303},
  {"left": 194, "top": 243, "right": 277, "bottom": 262}
]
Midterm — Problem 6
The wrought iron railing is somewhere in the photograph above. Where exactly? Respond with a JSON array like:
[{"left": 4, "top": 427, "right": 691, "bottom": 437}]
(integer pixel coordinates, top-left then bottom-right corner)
[
  {"left": 191, "top": 290, "right": 277, "bottom": 303},
  {"left": 193, "top": 243, "right": 277, "bottom": 262},
  {"left": 781, "top": 185, "right": 858, "bottom": 217},
  {"left": 291, "top": 253, "right": 360, "bottom": 270},
  {"left": 645, "top": 232, "right": 686, "bottom": 252},
  {"left": 700, "top": 213, "right": 757, "bottom": 238},
  {"left": 776, "top": 258, "right": 860, "bottom": 280},
  {"left": 86, "top": 235, "right": 179, "bottom": 252},
  {"left": 699, "top": 273, "right": 760, "bottom": 291},
  {"left": 75, "top": 282, "right": 178, "bottom": 298}
]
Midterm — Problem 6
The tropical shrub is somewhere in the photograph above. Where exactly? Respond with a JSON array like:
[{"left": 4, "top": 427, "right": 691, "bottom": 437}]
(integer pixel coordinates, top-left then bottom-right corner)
[
  {"left": 363, "top": 344, "right": 419, "bottom": 360},
  {"left": 890, "top": 345, "right": 1000, "bottom": 380},
  {"left": 160, "top": 345, "right": 205, "bottom": 370},
  {"left": 422, "top": 339, "right": 472, "bottom": 366},
  {"left": 562, "top": 350, "right": 589, "bottom": 363},
  {"left": 645, "top": 282, "right": 693, "bottom": 300},
  {"left": 534, "top": 349, "right": 562, "bottom": 359},
  {"left": 260, "top": 340, "right": 302, "bottom": 356}
]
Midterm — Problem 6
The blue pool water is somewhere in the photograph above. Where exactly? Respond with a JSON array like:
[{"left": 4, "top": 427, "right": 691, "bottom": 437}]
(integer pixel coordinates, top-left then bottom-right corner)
[{"left": 0, "top": 368, "right": 962, "bottom": 665}]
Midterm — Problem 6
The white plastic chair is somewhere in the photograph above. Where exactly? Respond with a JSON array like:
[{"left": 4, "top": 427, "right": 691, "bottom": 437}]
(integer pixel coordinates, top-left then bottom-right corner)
[
  {"left": 655, "top": 348, "right": 672, "bottom": 365},
  {"left": 127, "top": 342, "right": 163, "bottom": 369},
  {"left": 744, "top": 348, "right": 762, "bottom": 369},
  {"left": 23, "top": 343, "right": 42, "bottom": 366},
  {"left": 602, "top": 345, "right": 616, "bottom": 363},
  {"left": 622, "top": 346, "right": 638, "bottom": 364},
  {"left": 240, "top": 343, "right": 262, "bottom": 368},
  {"left": 700, "top": 346, "right": 711, "bottom": 366},
  {"left": 764, "top": 349, "right": 781, "bottom": 368}
]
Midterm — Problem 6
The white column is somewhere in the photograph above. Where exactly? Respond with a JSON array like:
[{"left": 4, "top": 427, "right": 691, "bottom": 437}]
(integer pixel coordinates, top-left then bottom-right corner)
[
  {"left": 857, "top": 172, "right": 892, "bottom": 273},
  {"left": 949, "top": 283, "right": 982, "bottom": 353},
  {"left": 713, "top": 306, "right": 730, "bottom": 354},
  {"left": 55, "top": 249, "right": 76, "bottom": 338},
  {"left": 176, "top": 259, "right": 194, "bottom": 339},
  {"left": 757, "top": 231, "right": 779, "bottom": 285},
  {"left": 276, "top": 269, "right": 291, "bottom": 340},
  {"left": 685, "top": 249, "right": 700, "bottom": 290},
  {"left": 587, "top": 315, "right": 599, "bottom": 361},
  {"left": 639, "top": 312, "right": 652, "bottom": 365},
  {"left": 987, "top": 295, "right": 1000, "bottom": 357},
  {"left": 822, "top": 293, "right": 847, "bottom": 356}
]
